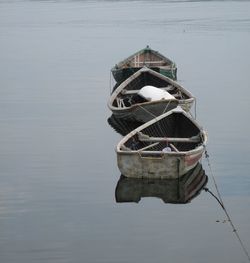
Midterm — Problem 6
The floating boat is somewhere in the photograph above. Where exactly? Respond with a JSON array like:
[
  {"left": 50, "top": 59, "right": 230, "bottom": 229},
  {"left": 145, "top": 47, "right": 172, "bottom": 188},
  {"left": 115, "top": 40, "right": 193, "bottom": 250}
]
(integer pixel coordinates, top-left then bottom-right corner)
[
  {"left": 116, "top": 107, "right": 207, "bottom": 179},
  {"left": 115, "top": 163, "right": 208, "bottom": 204},
  {"left": 108, "top": 67, "right": 194, "bottom": 123},
  {"left": 111, "top": 46, "right": 177, "bottom": 84}
]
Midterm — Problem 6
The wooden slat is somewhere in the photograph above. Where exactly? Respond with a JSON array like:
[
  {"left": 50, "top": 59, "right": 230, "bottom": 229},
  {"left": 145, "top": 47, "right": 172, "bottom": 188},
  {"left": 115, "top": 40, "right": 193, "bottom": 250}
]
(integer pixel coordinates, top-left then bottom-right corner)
[
  {"left": 140, "top": 137, "right": 199, "bottom": 143},
  {"left": 133, "top": 60, "right": 165, "bottom": 64},
  {"left": 138, "top": 142, "right": 160, "bottom": 151},
  {"left": 138, "top": 132, "right": 200, "bottom": 143},
  {"left": 122, "top": 86, "right": 175, "bottom": 95},
  {"left": 169, "top": 143, "right": 179, "bottom": 152}
]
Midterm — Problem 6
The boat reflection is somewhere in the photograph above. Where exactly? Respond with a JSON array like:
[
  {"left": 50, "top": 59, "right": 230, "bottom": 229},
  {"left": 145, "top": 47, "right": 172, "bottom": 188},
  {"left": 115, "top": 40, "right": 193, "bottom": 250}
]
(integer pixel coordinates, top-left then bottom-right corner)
[
  {"left": 107, "top": 114, "right": 143, "bottom": 136},
  {"left": 115, "top": 163, "right": 208, "bottom": 204}
]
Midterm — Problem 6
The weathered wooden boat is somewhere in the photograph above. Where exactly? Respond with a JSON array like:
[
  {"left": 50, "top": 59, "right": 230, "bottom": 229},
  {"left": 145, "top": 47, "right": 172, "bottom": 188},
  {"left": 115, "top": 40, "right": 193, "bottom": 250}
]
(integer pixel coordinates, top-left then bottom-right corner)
[
  {"left": 115, "top": 163, "right": 208, "bottom": 204},
  {"left": 116, "top": 107, "right": 207, "bottom": 179},
  {"left": 111, "top": 46, "right": 177, "bottom": 84},
  {"left": 108, "top": 67, "right": 194, "bottom": 123}
]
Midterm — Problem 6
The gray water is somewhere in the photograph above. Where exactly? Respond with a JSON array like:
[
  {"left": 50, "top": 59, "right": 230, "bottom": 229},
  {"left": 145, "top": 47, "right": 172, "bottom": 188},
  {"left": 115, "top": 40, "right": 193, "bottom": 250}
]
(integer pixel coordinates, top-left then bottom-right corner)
[{"left": 0, "top": 0, "right": 250, "bottom": 262}]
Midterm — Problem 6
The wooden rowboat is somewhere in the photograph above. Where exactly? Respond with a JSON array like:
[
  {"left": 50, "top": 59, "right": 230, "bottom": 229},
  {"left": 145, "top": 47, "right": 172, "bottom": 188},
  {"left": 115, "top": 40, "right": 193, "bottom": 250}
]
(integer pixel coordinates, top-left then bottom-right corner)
[
  {"left": 116, "top": 107, "right": 207, "bottom": 179},
  {"left": 108, "top": 67, "right": 194, "bottom": 123},
  {"left": 111, "top": 46, "right": 177, "bottom": 84},
  {"left": 115, "top": 163, "right": 208, "bottom": 204}
]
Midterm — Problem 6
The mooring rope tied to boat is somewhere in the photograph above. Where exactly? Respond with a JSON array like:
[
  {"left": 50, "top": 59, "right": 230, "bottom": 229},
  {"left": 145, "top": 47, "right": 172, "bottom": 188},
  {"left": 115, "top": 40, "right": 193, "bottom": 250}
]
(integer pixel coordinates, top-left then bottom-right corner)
[
  {"left": 189, "top": 98, "right": 197, "bottom": 120},
  {"left": 162, "top": 100, "right": 172, "bottom": 115},
  {"left": 204, "top": 147, "right": 250, "bottom": 262},
  {"left": 138, "top": 105, "right": 170, "bottom": 142},
  {"left": 109, "top": 70, "right": 114, "bottom": 95},
  {"left": 194, "top": 97, "right": 197, "bottom": 120},
  {"left": 138, "top": 105, "right": 157, "bottom": 119}
]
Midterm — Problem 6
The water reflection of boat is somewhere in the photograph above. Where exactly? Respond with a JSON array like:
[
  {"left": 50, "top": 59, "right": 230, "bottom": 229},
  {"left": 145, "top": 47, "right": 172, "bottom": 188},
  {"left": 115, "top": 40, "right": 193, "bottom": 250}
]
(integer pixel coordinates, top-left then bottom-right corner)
[
  {"left": 107, "top": 114, "right": 143, "bottom": 136},
  {"left": 115, "top": 163, "right": 208, "bottom": 204}
]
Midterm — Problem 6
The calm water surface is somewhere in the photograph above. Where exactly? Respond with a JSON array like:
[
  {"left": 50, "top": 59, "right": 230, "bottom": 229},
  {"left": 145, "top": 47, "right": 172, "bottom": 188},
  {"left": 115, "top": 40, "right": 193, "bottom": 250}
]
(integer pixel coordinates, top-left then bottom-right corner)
[{"left": 0, "top": 0, "right": 250, "bottom": 262}]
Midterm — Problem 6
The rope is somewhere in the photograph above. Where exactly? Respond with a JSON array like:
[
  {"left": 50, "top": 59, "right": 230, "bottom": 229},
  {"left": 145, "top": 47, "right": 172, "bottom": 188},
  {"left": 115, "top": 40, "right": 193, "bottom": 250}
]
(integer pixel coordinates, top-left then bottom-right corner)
[
  {"left": 138, "top": 105, "right": 168, "bottom": 144},
  {"left": 139, "top": 98, "right": 173, "bottom": 119},
  {"left": 188, "top": 110, "right": 195, "bottom": 120},
  {"left": 204, "top": 147, "right": 250, "bottom": 262},
  {"left": 109, "top": 70, "right": 113, "bottom": 95},
  {"left": 204, "top": 187, "right": 224, "bottom": 209},
  {"left": 162, "top": 99, "right": 172, "bottom": 115},
  {"left": 189, "top": 98, "right": 197, "bottom": 120},
  {"left": 204, "top": 149, "right": 224, "bottom": 205},
  {"left": 138, "top": 105, "right": 157, "bottom": 119},
  {"left": 194, "top": 97, "right": 197, "bottom": 120}
]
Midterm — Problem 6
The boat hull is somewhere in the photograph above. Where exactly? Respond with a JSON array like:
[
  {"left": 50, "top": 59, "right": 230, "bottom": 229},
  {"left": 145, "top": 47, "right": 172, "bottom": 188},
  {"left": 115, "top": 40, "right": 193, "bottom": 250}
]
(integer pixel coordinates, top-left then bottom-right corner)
[
  {"left": 111, "top": 98, "right": 194, "bottom": 122},
  {"left": 117, "top": 147, "right": 204, "bottom": 179},
  {"left": 111, "top": 100, "right": 180, "bottom": 122}
]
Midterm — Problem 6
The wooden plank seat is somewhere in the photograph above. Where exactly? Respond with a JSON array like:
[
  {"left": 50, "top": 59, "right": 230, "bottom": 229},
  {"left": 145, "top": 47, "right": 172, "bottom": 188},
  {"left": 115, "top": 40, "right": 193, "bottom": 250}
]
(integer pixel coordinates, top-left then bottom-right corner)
[
  {"left": 137, "top": 132, "right": 201, "bottom": 143},
  {"left": 132, "top": 60, "right": 165, "bottom": 65}
]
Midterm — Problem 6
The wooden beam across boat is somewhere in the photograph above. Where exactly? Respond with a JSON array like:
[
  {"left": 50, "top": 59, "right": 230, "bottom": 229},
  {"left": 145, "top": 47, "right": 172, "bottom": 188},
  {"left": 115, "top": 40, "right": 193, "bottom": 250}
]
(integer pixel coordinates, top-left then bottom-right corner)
[
  {"left": 132, "top": 60, "right": 166, "bottom": 65},
  {"left": 137, "top": 132, "right": 200, "bottom": 143},
  {"left": 121, "top": 86, "right": 175, "bottom": 95}
]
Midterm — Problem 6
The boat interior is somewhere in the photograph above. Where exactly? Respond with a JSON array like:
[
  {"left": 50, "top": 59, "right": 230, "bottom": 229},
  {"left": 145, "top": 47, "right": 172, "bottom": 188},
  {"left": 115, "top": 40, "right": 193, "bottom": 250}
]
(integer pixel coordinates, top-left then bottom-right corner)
[
  {"left": 113, "top": 71, "right": 188, "bottom": 108},
  {"left": 121, "top": 113, "right": 203, "bottom": 152},
  {"left": 123, "top": 52, "right": 172, "bottom": 68}
]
